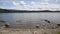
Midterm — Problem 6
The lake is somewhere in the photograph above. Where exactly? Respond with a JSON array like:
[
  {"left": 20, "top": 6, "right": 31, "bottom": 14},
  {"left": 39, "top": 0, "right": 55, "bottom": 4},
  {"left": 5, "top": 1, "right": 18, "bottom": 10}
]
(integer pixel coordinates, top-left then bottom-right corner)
[{"left": 0, "top": 12, "right": 60, "bottom": 28}]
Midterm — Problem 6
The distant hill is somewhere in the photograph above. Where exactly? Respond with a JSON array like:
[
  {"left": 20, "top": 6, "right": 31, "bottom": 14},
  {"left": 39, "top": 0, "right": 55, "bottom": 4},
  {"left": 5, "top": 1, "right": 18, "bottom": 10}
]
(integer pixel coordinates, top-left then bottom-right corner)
[{"left": 0, "top": 9, "right": 60, "bottom": 13}]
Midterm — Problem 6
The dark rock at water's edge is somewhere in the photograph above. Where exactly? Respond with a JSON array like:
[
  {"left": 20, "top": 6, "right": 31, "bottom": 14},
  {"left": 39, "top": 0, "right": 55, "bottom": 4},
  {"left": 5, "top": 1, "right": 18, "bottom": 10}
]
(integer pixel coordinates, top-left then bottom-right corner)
[
  {"left": 57, "top": 24, "right": 60, "bottom": 26},
  {"left": 44, "top": 19, "right": 51, "bottom": 23}
]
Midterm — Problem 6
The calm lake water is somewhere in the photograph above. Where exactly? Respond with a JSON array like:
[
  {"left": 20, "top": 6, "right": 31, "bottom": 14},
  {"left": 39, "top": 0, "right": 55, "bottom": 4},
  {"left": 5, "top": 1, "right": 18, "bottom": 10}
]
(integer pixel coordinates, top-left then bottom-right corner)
[{"left": 0, "top": 12, "right": 60, "bottom": 28}]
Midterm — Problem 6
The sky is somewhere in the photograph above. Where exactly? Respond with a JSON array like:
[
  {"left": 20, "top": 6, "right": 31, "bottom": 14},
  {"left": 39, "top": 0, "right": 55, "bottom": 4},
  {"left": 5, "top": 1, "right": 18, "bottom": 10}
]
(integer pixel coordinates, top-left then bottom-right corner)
[{"left": 0, "top": 0, "right": 60, "bottom": 10}]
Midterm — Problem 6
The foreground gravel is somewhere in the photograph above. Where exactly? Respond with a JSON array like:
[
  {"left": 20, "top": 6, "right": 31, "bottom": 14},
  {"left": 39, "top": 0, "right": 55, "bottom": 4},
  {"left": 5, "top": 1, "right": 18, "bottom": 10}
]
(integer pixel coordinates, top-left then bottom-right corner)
[{"left": 0, "top": 28, "right": 60, "bottom": 34}]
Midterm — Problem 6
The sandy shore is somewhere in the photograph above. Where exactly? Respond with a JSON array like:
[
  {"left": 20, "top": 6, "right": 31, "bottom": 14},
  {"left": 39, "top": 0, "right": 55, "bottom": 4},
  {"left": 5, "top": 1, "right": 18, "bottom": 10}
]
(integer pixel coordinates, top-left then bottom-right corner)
[{"left": 0, "top": 28, "right": 60, "bottom": 34}]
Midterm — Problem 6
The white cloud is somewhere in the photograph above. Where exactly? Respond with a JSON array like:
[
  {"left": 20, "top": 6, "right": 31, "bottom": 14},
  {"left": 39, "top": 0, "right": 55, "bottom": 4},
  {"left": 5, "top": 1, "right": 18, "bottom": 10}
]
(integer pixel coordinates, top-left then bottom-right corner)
[
  {"left": 12, "top": 1, "right": 60, "bottom": 11},
  {"left": 20, "top": 1, "right": 26, "bottom": 5},
  {"left": 31, "top": 1, "right": 35, "bottom": 5},
  {"left": 0, "top": 0, "right": 60, "bottom": 11},
  {"left": 13, "top": 1, "right": 20, "bottom": 6}
]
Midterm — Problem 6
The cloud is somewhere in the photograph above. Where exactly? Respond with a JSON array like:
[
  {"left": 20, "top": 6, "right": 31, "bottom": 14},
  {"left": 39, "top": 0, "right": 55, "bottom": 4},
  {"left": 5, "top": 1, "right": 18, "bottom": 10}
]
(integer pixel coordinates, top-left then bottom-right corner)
[
  {"left": 0, "top": 0, "right": 60, "bottom": 11},
  {"left": 13, "top": 1, "right": 27, "bottom": 10},
  {"left": 12, "top": 1, "right": 60, "bottom": 11},
  {"left": 0, "top": 0, "right": 57, "bottom": 10},
  {"left": 31, "top": 1, "right": 35, "bottom": 4},
  {"left": 13, "top": 1, "right": 20, "bottom": 6},
  {"left": 18, "top": 1, "right": 39, "bottom": 10},
  {"left": 20, "top": 1, "right": 26, "bottom": 5}
]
